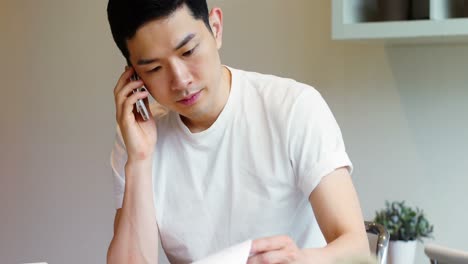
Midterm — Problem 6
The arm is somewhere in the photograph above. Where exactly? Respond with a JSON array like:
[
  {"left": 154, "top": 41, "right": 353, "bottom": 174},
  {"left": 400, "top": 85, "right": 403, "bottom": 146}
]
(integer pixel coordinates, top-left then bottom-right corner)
[
  {"left": 107, "top": 67, "right": 159, "bottom": 264},
  {"left": 248, "top": 168, "right": 369, "bottom": 264},
  {"left": 303, "top": 167, "right": 369, "bottom": 263},
  {"left": 107, "top": 160, "right": 159, "bottom": 264}
]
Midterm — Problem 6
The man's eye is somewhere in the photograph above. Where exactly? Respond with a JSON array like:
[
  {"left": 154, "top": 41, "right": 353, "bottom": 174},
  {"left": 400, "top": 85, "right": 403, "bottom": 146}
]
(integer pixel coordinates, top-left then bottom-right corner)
[
  {"left": 149, "top": 66, "right": 161, "bottom": 73},
  {"left": 183, "top": 45, "right": 198, "bottom": 57}
]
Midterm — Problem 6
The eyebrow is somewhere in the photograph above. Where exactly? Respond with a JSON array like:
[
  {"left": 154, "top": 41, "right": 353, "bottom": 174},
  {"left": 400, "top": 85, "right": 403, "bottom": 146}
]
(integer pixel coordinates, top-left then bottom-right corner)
[{"left": 136, "top": 33, "right": 196, "bottom": 66}]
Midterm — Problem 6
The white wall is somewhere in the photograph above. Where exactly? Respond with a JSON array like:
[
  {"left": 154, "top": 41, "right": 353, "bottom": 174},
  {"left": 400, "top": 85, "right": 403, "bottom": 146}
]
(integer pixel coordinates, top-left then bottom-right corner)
[
  {"left": 1, "top": 0, "right": 467, "bottom": 263},
  {"left": 1, "top": 0, "right": 119, "bottom": 263}
]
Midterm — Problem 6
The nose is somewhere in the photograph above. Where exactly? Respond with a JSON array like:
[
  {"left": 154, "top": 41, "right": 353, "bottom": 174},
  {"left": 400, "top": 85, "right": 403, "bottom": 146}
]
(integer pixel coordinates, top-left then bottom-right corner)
[{"left": 169, "top": 60, "right": 193, "bottom": 91}]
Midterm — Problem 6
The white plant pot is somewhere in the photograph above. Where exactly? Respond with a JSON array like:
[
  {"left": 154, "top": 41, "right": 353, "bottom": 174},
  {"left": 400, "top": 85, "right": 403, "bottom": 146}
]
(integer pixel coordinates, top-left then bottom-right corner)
[{"left": 387, "top": 240, "right": 417, "bottom": 264}]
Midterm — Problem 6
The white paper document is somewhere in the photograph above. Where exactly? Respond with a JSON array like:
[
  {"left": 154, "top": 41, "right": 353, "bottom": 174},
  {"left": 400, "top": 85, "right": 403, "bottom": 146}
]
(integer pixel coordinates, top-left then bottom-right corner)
[{"left": 191, "top": 240, "right": 252, "bottom": 264}]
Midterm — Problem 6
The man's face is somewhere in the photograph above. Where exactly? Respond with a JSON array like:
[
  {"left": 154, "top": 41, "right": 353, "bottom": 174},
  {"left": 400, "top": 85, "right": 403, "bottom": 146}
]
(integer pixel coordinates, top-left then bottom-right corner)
[{"left": 126, "top": 5, "right": 224, "bottom": 121}]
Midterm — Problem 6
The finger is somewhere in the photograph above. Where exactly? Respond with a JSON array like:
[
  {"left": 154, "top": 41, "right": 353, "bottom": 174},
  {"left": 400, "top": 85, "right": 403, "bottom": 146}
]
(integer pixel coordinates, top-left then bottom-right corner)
[
  {"left": 113, "top": 66, "right": 135, "bottom": 96},
  {"left": 250, "top": 236, "right": 293, "bottom": 255},
  {"left": 113, "top": 66, "right": 138, "bottom": 117},
  {"left": 115, "top": 77, "right": 143, "bottom": 104},
  {"left": 247, "top": 249, "right": 297, "bottom": 264},
  {"left": 119, "top": 89, "right": 149, "bottom": 123},
  {"left": 115, "top": 79, "right": 144, "bottom": 118}
]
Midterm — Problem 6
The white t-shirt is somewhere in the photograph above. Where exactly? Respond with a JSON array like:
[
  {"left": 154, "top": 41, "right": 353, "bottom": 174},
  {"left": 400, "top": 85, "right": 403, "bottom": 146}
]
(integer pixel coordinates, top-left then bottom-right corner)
[{"left": 110, "top": 66, "right": 353, "bottom": 264}]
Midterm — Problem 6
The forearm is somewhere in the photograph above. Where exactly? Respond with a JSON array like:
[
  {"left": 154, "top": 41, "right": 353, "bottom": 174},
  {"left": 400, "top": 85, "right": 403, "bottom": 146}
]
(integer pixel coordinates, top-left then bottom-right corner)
[
  {"left": 107, "top": 160, "right": 158, "bottom": 264},
  {"left": 302, "top": 231, "right": 370, "bottom": 264}
]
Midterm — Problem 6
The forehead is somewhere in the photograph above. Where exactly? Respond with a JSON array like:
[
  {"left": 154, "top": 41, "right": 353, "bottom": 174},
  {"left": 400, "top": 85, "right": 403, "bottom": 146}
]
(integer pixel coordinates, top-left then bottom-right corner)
[{"left": 127, "top": 5, "right": 208, "bottom": 60}]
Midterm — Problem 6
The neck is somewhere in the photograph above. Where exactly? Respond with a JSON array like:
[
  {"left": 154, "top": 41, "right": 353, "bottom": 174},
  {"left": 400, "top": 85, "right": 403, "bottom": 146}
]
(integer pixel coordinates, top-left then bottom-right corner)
[{"left": 181, "top": 66, "right": 231, "bottom": 133}]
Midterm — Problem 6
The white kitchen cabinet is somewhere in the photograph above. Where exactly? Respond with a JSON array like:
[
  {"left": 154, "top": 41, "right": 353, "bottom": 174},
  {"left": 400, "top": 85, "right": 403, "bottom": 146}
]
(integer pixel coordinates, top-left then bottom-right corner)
[{"left": 332, "top": 0, "right": 468, "bottom": 43}]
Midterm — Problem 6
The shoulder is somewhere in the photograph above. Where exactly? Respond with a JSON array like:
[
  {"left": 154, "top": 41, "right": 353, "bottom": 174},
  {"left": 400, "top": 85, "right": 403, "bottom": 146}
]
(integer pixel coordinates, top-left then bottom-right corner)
[
  {"left": 234, "top": 67, "right": 304, "bottom": 94},
  {"left": 232, "top": 67, "right": 323, "bottom": 112}
]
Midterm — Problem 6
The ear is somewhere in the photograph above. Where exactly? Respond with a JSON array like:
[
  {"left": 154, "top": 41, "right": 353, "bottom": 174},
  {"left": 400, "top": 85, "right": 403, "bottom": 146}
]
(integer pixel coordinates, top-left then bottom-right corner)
[{"left": 208, "top": 7, "right": 223, "bottom": 49}]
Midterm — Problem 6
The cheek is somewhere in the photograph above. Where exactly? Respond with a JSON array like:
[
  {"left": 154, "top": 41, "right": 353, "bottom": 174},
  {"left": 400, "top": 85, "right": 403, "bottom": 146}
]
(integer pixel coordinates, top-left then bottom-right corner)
[
  {"left": 146, "top": 81, "right": 170, "bottom": 102},
  {"left": 153, "top": 89, "right": 171, "bottom": 102},
  {"left": 190, "top": 50, "right": 218, "bottom": 83}
]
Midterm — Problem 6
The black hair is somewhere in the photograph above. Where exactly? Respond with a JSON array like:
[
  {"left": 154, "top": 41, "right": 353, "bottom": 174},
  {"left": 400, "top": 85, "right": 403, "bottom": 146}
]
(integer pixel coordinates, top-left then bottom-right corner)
[{"left": 107, "top": 0, "right": 211, "bottom": 63}]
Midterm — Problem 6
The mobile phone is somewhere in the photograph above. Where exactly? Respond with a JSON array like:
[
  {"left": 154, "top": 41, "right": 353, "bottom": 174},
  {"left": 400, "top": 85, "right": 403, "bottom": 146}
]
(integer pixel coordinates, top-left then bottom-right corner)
[{"left": 130, "top": 72, "right": 150, "bottom": 121}]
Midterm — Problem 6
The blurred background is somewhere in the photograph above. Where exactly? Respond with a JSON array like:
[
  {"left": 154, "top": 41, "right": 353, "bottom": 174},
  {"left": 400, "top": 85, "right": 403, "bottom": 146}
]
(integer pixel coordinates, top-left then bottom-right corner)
[{"left": 1, "top": 0, "right": 467, "bottom": 263}]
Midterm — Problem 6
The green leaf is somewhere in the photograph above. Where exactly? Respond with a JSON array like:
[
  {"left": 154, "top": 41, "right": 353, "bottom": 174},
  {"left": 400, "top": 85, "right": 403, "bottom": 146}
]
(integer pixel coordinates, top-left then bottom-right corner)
[{"left": 373, "top": 200, "right": 434, "bottom": 241}]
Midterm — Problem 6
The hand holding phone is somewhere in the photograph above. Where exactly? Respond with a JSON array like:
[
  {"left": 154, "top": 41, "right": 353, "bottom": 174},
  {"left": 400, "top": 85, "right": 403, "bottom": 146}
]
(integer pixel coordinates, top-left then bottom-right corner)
[{"left": 113, "top": 66, "right": 157, "bottom": 162}]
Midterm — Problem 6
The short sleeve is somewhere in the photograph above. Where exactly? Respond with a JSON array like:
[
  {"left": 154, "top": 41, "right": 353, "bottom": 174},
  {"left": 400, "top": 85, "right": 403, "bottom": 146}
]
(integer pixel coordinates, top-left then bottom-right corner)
[
  {"left": 288, "top": 87, "right": 353, "bottom": 197},
  {"left": 110, "top": 125, "right": 127, "bottom": 209}
]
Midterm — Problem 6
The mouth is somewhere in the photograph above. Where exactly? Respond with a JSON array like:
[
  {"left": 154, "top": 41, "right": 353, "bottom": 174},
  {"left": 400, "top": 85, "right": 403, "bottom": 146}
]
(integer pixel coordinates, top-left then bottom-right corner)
[{"left": 177, "top": 90, "right": 202, "bottom": 106}]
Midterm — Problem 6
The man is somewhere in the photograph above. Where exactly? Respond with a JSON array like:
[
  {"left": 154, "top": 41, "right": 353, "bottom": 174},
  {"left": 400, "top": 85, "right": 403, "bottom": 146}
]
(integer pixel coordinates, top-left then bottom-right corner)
[{"left": 106, "top": 0, "right": 369, "bottom": 263}]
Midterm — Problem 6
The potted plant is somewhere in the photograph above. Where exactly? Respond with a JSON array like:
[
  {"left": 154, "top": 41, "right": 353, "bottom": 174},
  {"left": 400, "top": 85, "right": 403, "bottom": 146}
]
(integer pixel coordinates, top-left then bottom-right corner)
[{"left": 373, "top": 201, "right": 434, "bottom": 264}]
